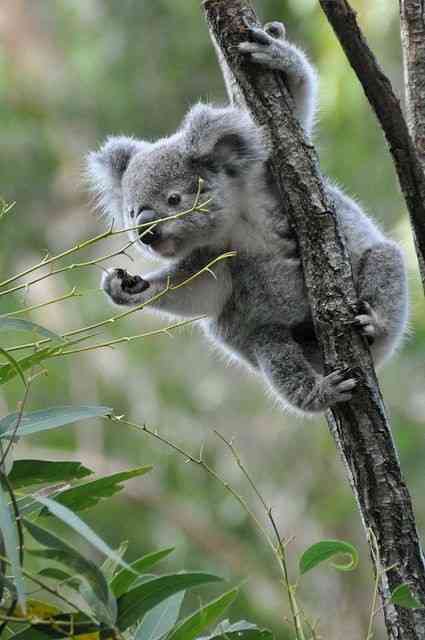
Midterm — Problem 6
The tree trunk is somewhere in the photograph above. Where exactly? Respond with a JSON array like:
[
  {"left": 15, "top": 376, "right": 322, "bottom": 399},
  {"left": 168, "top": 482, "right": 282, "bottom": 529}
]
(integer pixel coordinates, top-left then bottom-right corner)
[{"left": 202, "top": 1, "right": 425, "bottom": 638}]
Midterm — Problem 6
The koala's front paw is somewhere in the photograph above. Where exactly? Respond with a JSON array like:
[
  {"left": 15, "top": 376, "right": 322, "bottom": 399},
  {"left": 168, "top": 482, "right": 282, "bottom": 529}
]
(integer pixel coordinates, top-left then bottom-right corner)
[
  {"left": 102, "top": 268, "right": 149, "bottom": 306},
  {"left": 238, "top": 23, "right": 288, "bottom": 69},
  {"left": 317, "top": 369, "right": 357, "bottom": 408},
  {"left": 354, "top": 301, "right": 383, "bottom": 345}
]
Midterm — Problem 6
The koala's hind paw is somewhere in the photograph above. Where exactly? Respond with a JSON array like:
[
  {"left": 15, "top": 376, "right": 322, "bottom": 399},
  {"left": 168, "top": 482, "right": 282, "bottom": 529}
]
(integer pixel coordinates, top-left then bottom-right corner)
[
  {"left": 317, "top": 369, "right": 357, "bottom": 408},
  {"left": 354, "top": 301, "right": 382, "bottom": 345},
  {"left": 102, "top": 268, "right": 149, "bottom": 306}
]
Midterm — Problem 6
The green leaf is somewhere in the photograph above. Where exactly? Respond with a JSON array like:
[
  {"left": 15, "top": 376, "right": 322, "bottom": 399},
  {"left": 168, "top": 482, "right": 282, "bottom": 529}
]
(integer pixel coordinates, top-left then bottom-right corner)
[
  {"left": 390, "top": 584, "right": 424, "bottom": 609},
  {"left": 0, "top": 405, "right": 112, "bottom": 438},
  {"left": 9, "top": 629, "right": 56, "bottom": 639},
  {"left": 0, "top": 480, "right": 26, "bottom": 612},
  {"left": 135, "top": 591, "right": 185, "bottom": 640},
  {"left": 202, "top": 621, "right": 274, "bottom": 640},
  {"left": 167, "top": 587, "right": 238, "bottom": 640},
  {"left": 101, "top": 541, "right": 128, "bottom": 582},
  {"left": 36, "top": 496, "right": 134, "bottom": 574},
  {"left": 9, "top": 459, "right": 93, "bottom": 489},
  {"left": 43, "top": 466, "right": 152, "bottom": 513},
  {"left": 117, "top": 572, "right": 222, "bottom": 631},
  {"left": 111, "top": 548, "right": 175, "bottom": 597},
  {"left": 0, "top": 318, "right": 62, "bottom": 342},
  {"left": 0, "top": 346, "right": 27, "bottom": 388},
  {"left": 207, "top": 629, "right": 273, "bottom": 640},
  {"left": 24, "top": 519, "right": 110, "bottom": 607},
  {"left": 38, "top": 567, "right": 72, "bottom": 582},
  {"left": 299, "top": 539, "right": 359, "bottom": 575},
  {"left": 0, "top": 344, "right": 63, "bottom": 385}
]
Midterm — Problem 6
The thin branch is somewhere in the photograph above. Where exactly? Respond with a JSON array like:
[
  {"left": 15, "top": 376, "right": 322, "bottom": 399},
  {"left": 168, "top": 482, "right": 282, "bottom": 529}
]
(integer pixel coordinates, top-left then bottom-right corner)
[
  {"left": 0, "top": 193, "right": 211, "bottom": 296},
  {"left": 319, "top": 0, "right": 425, "bottom": 291},
  {"left": 4, "top": 252, "right": 235, "bottom": 354}
]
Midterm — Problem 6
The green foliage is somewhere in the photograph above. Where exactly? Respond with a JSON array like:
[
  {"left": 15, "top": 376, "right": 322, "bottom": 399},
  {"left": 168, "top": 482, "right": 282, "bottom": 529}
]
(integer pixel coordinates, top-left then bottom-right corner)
[
  {"left": 9, "top": 459, "right": 92, "bottom": 489},
  {"left": 390, "top": 584, "right": 424, "bottom": 610},
  {"left": 111, "top": 548, "right": 175, "bottom": 597},
  {"left": 0, "top": 406, "right": 112, "bottom": 438},
  {"left": 40, "top": 465, "right": 152, "bottom": 513},
  {"left": 0, "top": 480, "right": 26, "bottom": 612},
  {"left": 299, "top": 539, "right": 359, "bottom": 575}
]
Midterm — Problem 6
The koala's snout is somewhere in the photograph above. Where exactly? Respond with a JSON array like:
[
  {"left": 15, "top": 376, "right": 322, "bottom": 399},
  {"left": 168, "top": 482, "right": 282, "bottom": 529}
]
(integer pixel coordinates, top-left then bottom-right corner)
[{"left": 137, "top": 209, "right": 162, "bottom": 246}]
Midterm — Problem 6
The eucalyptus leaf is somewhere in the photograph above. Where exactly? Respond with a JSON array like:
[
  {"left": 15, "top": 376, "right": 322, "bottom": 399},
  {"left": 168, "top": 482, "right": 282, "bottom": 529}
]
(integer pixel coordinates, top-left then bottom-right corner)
[
  {"left": 9, "top": 459, "right": 93, "bottom": 489},
  {"left": 202, "top": 621, "right": 273, "bottom": 640},
  {"left": 42, "top": 466, "right": 152, "bottom": 513},
  {"left": 36, "top": 496, "right": 134, "bottom": 573},
  {"left": 135, "top": 590, "right": 185, "bottom": 640},
  {"left": 166, "top": 587, "right": 238, "bottom": 640},
  {"left": 0, "top": 346, "right": 27, "bottom": 388},
  {"left": 111, "top": 547, "right": 175, "bottom": 597},
  {"left": 0, "top": 344, "right": 63, "bottom": 385},
  {"left": 117, "top": 572, "right": 222, "bottom": 631},
  {"left": 0, "top": 405, "right": 112, "bottom": 438},
  {"left": 0, "top": 480, "right": 26, "bottom": 611},
  {"left": 0, "top": 318, "right": 62, "bottom": 341},
  {"left": 390, "top": 583, "right": 424, "bottom": 609},
  {"left": 24, "top": 519, "right": 110, "bottom": 608},
  {"left": 299, "top": 539, "right": 359, "bottom": 575}
]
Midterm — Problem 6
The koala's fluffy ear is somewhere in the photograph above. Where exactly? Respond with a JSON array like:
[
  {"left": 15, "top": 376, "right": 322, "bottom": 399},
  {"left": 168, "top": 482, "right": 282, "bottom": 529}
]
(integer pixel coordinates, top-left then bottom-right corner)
[
  {"left": 85, "top": 136, "right": 149, "bottom": 224},
  {"left": 183, "top": 103, "right": 268, "bottom": 176}
]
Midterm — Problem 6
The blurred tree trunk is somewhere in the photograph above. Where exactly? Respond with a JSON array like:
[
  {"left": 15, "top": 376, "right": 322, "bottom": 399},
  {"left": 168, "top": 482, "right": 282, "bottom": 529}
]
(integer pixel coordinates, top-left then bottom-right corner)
[
  {"left": 202, "top": 1, "right": 425, "bottom": 638},
  {"left": 399, "top": 0, "right": 425, "bottom": 283},
  {"left": 319, "top": 0, "right": 425, "bottom": 292}
]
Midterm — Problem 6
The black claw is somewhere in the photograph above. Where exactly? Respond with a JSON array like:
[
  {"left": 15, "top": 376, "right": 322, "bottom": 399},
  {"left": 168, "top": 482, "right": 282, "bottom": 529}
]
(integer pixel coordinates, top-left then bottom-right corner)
[
  {"left": 248, "top": 26, "right": 270, "bottom": 45},
  {"left": 115, "top": 269, "right": 127, "bottom": 280}
]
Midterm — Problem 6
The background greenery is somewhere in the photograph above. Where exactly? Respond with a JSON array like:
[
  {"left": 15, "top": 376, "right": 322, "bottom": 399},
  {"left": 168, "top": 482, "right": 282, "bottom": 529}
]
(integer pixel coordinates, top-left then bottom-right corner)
[{"left": 1, "top": 1, "right": 424, "bottom": 637}]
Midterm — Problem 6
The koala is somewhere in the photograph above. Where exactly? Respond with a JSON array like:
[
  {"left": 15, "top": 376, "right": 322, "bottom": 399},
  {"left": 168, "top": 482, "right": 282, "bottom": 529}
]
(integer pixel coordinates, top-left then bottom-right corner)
[{"left": 86, "top": 22, "right": 408, "bottom": 416}]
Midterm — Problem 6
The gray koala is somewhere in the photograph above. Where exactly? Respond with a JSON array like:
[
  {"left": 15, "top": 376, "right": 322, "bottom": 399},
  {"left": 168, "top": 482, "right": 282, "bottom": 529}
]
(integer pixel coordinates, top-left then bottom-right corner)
[{"left": 86, "top": 22, "right": 408, "bottom": 415}]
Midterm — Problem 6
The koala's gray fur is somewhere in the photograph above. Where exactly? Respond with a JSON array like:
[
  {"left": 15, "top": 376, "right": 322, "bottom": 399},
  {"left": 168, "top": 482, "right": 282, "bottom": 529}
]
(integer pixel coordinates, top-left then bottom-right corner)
[{"left": 86, "top": 22, "right": 408, "bottom": 415}]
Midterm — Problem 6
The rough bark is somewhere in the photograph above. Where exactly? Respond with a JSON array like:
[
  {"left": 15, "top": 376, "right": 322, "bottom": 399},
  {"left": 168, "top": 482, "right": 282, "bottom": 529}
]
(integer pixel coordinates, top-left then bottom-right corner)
[
  {"left": 319, "top": 0, "right": 425, "bottom": 293},
  {"left": 202, "top": 1, "right": 425, "bottom": 638},
  {"left": 399, "top": 0, "right": 425, "bottom": 282}
]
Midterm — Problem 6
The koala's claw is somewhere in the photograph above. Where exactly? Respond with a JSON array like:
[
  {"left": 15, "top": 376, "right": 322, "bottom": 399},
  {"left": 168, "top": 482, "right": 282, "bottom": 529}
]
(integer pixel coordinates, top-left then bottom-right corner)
[
  {"left": 354, "top": 301, "right": 381, "bottom": 345},
  {"left": 264, "top": 21, "right": 286, "bottom": 40},
  {"left": 319, "top": 369, "right": 357, "bottom": 406},
  {"left": 102, "top": 268, "right": 149, "bottom": 306}
]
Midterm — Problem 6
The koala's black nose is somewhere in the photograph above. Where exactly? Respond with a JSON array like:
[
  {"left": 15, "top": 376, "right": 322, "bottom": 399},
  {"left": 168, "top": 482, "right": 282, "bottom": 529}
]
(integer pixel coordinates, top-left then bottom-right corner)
[
  {"left": 137, "top": 210, "right": 161, "bottom": 245},
  {"left": 140, "top": 226, "right": 161, "bottom": 245}
]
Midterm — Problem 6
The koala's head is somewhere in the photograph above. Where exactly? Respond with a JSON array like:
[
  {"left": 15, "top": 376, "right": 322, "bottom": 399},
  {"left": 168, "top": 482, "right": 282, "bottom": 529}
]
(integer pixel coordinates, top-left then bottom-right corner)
[{"left": 86, "top": 104, "right": 268, "bottom": 259}]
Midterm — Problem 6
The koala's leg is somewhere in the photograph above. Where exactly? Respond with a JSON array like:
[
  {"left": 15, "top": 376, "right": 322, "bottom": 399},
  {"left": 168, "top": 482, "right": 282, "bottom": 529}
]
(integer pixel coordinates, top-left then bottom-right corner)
[
  {"left": 238, "top": 22, "right": 318, "bottom": 137},
  {"left": 355, "top": 242, "right": 408, "bottom": 365},
  {"left": 102, "top": 260, "right": 232, "bottom": 319},
  {"left": 247, "top": 326, "right": 357, "bottom": 415}
]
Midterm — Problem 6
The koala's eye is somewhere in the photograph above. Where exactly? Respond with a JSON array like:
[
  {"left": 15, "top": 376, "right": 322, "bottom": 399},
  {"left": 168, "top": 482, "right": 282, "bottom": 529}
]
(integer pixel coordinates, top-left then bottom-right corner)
[{"left": 167, "top": 193, "right": 181, "bottom": 207}]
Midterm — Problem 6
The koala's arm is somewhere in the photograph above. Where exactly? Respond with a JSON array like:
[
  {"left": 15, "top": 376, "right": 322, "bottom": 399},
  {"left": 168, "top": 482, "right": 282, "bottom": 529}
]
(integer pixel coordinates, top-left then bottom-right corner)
[
  {"left": 102, "top": 257, "right": 232, "bottom": 319},
  {"left": 238, "top": 22, "right": 318, "bottom": 138}
]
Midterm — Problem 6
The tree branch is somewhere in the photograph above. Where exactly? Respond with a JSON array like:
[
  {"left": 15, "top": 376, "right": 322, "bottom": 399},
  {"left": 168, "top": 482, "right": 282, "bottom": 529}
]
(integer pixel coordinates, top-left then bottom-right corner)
[
  {"left": 202, "top": 1, "right": 425, "bottom": 637},
  {"left": 399, "top": 0, "right": 425, "bottom": 283},
  {"left": 319, "top": 0, "right": 425, "bottom": 293}
]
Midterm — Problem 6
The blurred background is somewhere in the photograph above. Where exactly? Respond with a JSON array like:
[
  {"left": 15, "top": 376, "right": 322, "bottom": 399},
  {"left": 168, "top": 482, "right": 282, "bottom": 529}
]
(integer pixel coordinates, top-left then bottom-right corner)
[{"left": 0, "top": 1, "right": 424, "bottom": 638}]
